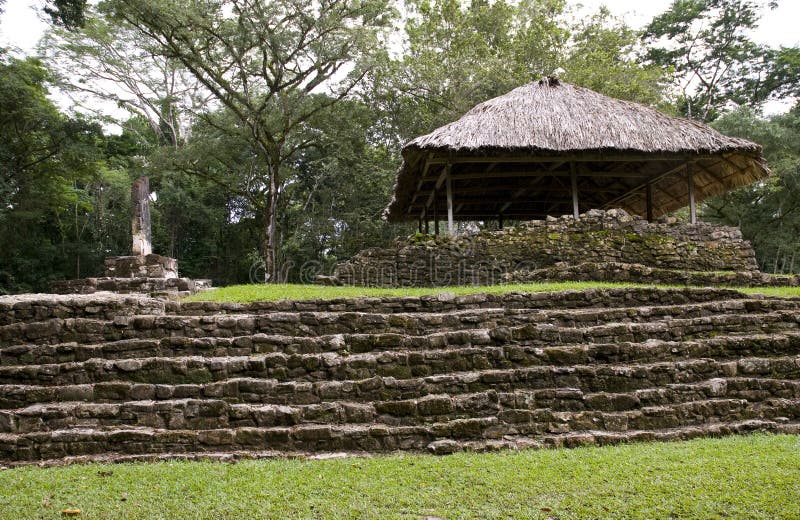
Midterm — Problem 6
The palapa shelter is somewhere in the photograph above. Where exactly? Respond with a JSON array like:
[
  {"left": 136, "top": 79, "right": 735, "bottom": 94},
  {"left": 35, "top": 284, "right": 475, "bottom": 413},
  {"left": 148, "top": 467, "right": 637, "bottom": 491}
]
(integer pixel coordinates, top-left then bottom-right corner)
[{"left": 383, "top": 78, "right": 770, "bottom": 234}]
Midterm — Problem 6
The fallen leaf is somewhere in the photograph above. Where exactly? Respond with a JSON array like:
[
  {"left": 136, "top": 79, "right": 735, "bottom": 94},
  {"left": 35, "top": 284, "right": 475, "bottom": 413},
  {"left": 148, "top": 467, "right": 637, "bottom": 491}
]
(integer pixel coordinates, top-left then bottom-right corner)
[
  {"left": 42, "top": 497, "right": 51, "bottom": 508},
  {"left": 61, "top": 509, "right": 81, "bottom": 517},
  {"left": 97, "top": 470, "right": 113, "bottom": 477},
  {"left": 541, "top": 507, "right": 552, "bottom": 512}
]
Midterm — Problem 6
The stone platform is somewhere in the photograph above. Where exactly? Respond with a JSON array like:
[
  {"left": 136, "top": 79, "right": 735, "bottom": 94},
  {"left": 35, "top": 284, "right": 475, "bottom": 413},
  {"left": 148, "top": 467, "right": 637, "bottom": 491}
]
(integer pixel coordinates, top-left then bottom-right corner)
[
  {"left": 104, "top": 254, "right": 178, "bottom": 279},
  {"left": 1, "top": 287, "right": 799, "bottom": 465},
  {"left": 50, "top": 254, "right": 211, "bottom": 297},
  {"left": 329, "top": 209, "right": 773, "bottom": 287}
]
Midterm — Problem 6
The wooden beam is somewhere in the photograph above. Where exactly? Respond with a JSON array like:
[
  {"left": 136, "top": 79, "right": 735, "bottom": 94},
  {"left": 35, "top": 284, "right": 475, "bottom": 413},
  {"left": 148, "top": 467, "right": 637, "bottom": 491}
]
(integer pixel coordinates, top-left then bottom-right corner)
[
  {"left": 433, "top": 190, "right": 439, "bottom": 235},
  {"left": 601, "top": 162, "right": 687, "bottom": 209},
  {"left": 646, "top": 182, "right": 654, "bottom": 222},
  {"left": 688, "top": 162, "right": 696, "bottom": 224},
  {"left": 570, "top": 162, "right": 579, "bottom": 218},
  {"left": 407, "top": 155, "right": 432, "bottom": 214},
  {"left": 414, "top": 185, "right": 621, "bottom": 198},
  {"left": 446, "top": 164, "right": 454, "bottom": 236}
]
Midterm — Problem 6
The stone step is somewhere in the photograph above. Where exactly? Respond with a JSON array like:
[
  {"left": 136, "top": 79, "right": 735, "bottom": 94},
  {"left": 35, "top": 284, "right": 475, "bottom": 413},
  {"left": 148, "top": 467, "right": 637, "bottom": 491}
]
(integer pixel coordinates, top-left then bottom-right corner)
[
  {"left": 2, "top": 326, "right": 797, "bottom": 372},
  {"left": 0, "top": 293, "right": 166, "bottom": 326},
  {"left": 3, "top": 299, "right": 798, "bottom": 363},
  {"left": 434, "top": 418, "right": 800, "bottom": 454},
  {"left": 4, "top": 297, "right": 796, "bottom": 348},
  {"left": 1, "top": 348, "right": 798, "bottom": 406},
  {"left": 0, "top": 288, "right": 748, "bottom": 330},
  {"left": 5, "top": 418, "right": 798, "bottom": 466},
  {"left": 1, "top": 399, "right": 798, "bottom": 463},
  {"left": 3, "top": 306, "right": 798, "bottom": 365},
  {"left": 0, "top": 308, "right": 528, "bottom": 347},
  {"left": 168, "top": 287, "right": 751, "bottom": 316},
  {"left": 3, "top": 314, "right": 800, "bottom": 386},
  {"left": 4, "top": 377, "right": 799, "bottom": 434},
  {"left": 530, "top": 298, "right": 800, "bottom": 328}
]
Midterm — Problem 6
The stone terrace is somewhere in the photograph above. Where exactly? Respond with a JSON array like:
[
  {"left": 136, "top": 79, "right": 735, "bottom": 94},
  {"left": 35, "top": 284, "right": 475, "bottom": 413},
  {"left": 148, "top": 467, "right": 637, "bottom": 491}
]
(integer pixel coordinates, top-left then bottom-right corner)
[
  {"left": 329, "top": 210, "right": 800, "bottom": 287},
  {"left": 1, "top": 287, "right": 800, "bottom": 465}
]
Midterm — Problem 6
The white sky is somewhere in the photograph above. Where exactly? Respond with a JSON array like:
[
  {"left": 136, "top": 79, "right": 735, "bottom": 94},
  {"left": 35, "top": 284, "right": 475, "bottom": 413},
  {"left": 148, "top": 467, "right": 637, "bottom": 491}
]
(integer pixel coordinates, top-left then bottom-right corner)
[
  {"left": 4, "top": 0, "right": 799, "bottom": 51},
  {"left": 1, "top": 0, "right": 798, "bottom": 113}
]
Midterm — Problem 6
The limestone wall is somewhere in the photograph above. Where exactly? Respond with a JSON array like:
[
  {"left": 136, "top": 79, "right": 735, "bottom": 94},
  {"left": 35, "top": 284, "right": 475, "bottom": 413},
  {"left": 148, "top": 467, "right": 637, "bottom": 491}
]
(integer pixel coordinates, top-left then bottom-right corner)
[
  {"left": 1, "top": 287, "right": 800, "bottom": 464},
  {"left": 332, "top": 209, "right": 760, "bottom": 287}
]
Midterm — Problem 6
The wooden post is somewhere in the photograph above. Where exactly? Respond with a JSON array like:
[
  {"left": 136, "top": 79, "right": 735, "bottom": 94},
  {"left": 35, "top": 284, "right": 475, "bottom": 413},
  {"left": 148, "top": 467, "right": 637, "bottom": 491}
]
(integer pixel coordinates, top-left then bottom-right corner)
[
  {"left": 131, "top": 176, "right": 152, "bottom": 256},
  {"left": 424, "top": 213, "right": 430, "bottom": 234},
  {"left": 433, "top": 189, "right": 439, "bottom": 235},
  {"left": 498, "top": 215, "right": 504, "bottom": 230},
  {"left": 446, "top": 164, "right": 454, "bottom": 236},
  {"left": 570, "top": 162, "right": 579, "bottom": 218},
  {"left": 418, "top": 218, "right": 423, "bottom": 233},
  {"left": 687, "top": 163, "right": 696, "bottom": 224},
  {"left": 645, "top": 183, "right": 654, "bottom": 222}
]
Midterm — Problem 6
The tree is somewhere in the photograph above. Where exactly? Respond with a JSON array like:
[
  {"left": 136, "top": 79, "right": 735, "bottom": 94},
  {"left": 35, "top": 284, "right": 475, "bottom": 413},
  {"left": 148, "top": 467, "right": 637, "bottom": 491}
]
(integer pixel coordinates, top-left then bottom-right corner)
[
  {"left": 102, "top": 0, "right": 395, "bottom": 281},
  {"left": 703, "top": 106, "right": 800, "bottom": 271},
  {"left": 281, "top": 98, "right": 400, "bottom": 280},
  {"left": 41, "top": 7, "right": 209, "bottom": 147},
  {"left": 44, "top": 0, "right": 88, "bottom": 30},
  {"left": 369, "top": 0, "right": 671, "bottom": 148},
  {"left": 644, "top": 0, "right": 798, "bottom": 121},
  {"left": 562, "top": 7, "right": 672, "bottom": 109},
  {"left": 368, "top": 0, "right": 569, "bottom": 144},
  {"left": 0, "top": 54, "right": 114, "bottom": 292}
]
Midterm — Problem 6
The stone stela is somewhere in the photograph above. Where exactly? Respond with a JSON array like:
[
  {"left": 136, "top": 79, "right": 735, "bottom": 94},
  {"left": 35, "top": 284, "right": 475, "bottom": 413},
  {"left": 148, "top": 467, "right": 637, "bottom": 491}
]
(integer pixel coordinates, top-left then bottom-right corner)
[
  {"left": 131, "top": 176, "right": 153, "bottom": 256},
  {"left": 49, "top": 177, "right": 212, "bottom": 295}
]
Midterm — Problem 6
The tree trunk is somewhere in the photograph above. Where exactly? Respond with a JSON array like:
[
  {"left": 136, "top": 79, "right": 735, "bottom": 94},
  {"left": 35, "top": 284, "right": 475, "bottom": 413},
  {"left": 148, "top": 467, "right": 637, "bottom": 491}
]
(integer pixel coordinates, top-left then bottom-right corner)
[
  {"left": 773, "top": 247, "right": 781, "bottom": 274},
  {"left": 260, "top": 162, "right": 281, "bottom": 283}
]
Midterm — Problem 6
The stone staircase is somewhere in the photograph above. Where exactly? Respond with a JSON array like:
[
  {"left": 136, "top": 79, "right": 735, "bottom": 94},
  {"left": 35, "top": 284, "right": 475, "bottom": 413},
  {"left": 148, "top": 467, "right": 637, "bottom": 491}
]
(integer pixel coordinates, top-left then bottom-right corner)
[{"left": 1, "top": 288, "right": 799, "bottom": 465}]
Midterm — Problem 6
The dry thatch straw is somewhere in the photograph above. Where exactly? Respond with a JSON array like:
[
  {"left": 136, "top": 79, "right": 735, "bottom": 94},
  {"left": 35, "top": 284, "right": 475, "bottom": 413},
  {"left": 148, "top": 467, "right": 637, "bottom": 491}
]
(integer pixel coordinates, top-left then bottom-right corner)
[{"left": 384, "top": 78, "right": 769, "bottom": 222}]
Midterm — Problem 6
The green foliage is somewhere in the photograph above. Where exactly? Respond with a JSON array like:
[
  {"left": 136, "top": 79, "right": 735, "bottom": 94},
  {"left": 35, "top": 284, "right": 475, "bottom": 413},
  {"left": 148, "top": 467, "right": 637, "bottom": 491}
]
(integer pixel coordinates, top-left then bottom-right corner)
[
  {"left": 369, "top": 0, "right": 671, "bottom": 146},
  {"left": 644, "top": 0, "right": 795, "bottom": 121},
  {"left": 704, "top": 106, "right": 800, "bottom": 272},
  {"left": 0, "top": 54, "right": 119, "bottom": 293},
  {"left": 102, "top": 0, "right": 396, "bottom": 280},
  {"left": 1, "top": 434, "right": 799, "bottom": 518},
  {"left": 562, "top": 7, "right": 672, "bottom": 109},
  {"left": 367, "top": 0, "right": 568, "bottom": 142},
  {"left": 43, "top": 0, "right": 87, "bottom": 30},
  {"left": 41, "top": 8, "right": 203, "bottom": 147},
  {"left": 280, "top": 99, "right": 403, "bottom": 278}
]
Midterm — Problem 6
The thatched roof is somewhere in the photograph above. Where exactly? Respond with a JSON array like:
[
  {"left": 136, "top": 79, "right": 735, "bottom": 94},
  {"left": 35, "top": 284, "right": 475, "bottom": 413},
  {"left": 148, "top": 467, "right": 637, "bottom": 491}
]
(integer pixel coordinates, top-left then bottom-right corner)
[{"left": 384, "top": 78, "right": 769, "bottom": 222}]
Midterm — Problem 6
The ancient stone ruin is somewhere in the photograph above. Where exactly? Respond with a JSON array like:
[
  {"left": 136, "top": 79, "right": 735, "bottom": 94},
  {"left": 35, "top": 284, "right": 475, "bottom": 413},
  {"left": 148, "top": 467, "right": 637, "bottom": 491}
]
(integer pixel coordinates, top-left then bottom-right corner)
[
  {"left": 51, "top": 176, "right": 210, "bottom": 297},
  {"left": 331, "top": 209, "right": 798, "bottom": 287},
  {"left": 1, "top": 286, "right": 800, "bottom": 465}
]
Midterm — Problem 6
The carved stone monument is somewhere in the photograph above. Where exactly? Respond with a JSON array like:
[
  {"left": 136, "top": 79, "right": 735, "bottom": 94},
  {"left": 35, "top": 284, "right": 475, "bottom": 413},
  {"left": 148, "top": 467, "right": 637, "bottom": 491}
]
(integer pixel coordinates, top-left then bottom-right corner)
[
  {"left": 50, "top": 176, "right": 211, "bottom": 296},
  {"left": 131, "top": 176, "right": 152, "bottom": 256}
]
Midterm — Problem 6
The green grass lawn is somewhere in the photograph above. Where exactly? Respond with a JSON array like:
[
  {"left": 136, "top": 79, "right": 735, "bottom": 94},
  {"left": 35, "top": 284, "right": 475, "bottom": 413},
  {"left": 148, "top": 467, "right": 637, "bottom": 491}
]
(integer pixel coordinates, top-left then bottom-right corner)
[
  {"left": 1, "top": 434, "right": 798, "bottom": 519},
  {"left": 184, "top": 281, "right": 800, "bottom": 303}
]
